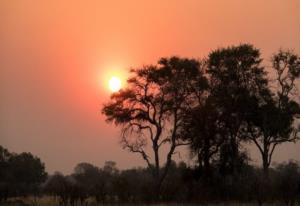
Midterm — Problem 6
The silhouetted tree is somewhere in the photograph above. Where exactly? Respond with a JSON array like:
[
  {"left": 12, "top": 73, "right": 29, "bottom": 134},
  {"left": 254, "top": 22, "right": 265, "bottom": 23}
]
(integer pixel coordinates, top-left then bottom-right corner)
[
  {"left": 43, "top": 172, "right": 69, "bottom": 205},
  {"left": 10, "top": 152, "right": 47, "bottom": 191},
  {"left": 102, "top": 56, "right": 208, "bottom": 199},
  {"left": 0, "top": 146, "right": 47, "bottom": 202},
  {"left": 196, "top": 44, "right": 268, "bottom": 175},
  {"left": 246, "top": 50, "right": 300, "bottom": 176}
]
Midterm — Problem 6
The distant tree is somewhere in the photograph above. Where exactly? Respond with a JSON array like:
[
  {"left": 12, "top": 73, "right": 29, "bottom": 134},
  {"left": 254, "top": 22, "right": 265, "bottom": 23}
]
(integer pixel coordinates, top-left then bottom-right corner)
[
  {"left": 246, "top": 50, "right": 300, "bottom": 176},
  {"left": 116, "top": 167, "right": 154, "bottom": 203},
  {"left": 10, "top": 152, "right": 47, "bottom": 186},
  {"left": 275, "top": 160, "right": 300, "bottom": 206},
  {"left": 102, "top": 56, "right": 208, "bottom": 199},
  {"left": 73, "top": 163, "right": 100, "bottom": 204},
  {"left": 0, "top": 146, "right": 11, "bottom": 163},
  {"left": 7, "top": 152, "right": 47, "bottom": 198},
  {"left": 103, "top": 161, "right": 118, "bottom": 175},
  {"left": 0, "top": 146, "right": 13, "bottom": 201},
  {"left": 0, "top": 146, "right": 47, "bottom": 202},
  {"left": 43, "top": 172, "right": 68, "bottom": 204},
  {"left": 44, "top": 171, "right": 89, "bottom": 206}
]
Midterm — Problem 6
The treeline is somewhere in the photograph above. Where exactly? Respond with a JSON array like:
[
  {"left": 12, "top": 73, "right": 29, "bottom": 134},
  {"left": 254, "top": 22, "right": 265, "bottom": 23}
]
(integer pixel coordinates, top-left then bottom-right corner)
[
  {"left": 1, "top": 144, "right": 300, "bottom": 206},
  {"left": 43, "top": 160, "right": 300, "bottom": 205}
]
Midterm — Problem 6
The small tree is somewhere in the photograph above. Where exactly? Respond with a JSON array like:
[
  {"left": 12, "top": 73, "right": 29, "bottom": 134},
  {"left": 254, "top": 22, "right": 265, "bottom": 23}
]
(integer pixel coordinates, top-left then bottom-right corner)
[{"left": 0, "top": 146, "right": 12, "bottom": 201}]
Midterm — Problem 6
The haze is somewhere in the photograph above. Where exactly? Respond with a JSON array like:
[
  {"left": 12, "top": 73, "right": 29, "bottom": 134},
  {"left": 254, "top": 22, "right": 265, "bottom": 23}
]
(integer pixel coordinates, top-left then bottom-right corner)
[{"left": 1, "top": 0, "right": 300, "bottom": 174}]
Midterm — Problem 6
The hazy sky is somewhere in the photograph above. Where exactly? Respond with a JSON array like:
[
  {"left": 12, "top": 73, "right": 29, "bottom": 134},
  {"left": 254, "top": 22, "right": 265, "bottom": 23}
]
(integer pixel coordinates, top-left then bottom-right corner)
[{"left": 1, "top": 0, "right": 300, "bottom": 174}]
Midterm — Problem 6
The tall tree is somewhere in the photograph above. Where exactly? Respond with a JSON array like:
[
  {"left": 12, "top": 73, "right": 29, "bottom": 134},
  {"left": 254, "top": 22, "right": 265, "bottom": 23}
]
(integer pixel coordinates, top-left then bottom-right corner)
[
  {"left": 102, "top": 56, "right": 208, "bottom": 199},
  {"left": 206, "top": 44, "right": 269, "bottom": 175}
]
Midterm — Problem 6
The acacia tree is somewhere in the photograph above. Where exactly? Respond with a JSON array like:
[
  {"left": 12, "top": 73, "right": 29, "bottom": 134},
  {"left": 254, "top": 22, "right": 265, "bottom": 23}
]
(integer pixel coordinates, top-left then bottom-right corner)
[
  {"left": 102, "top": 56, "right": 207, "bottom": 198},
  {"left": 246, "top": 50, "right": 300, "bottom": 176}
]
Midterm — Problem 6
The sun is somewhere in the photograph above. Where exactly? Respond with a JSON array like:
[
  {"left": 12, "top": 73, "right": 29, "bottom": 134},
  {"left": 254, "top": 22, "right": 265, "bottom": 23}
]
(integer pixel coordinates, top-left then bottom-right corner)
[{"left": 109, "top": 76, "right": 122, "bottom": 92}]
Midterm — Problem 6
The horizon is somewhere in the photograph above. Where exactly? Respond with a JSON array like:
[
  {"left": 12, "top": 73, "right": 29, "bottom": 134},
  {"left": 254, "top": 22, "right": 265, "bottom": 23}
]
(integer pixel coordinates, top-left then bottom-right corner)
[{"left": 1, "top": 0, "right": 300, "bottom": 174}]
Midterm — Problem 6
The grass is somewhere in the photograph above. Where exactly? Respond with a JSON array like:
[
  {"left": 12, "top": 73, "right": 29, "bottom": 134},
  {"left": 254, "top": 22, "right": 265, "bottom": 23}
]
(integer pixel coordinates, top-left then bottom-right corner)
[{"left": 1, "top": 197, "right": 300, "bottom": 206}]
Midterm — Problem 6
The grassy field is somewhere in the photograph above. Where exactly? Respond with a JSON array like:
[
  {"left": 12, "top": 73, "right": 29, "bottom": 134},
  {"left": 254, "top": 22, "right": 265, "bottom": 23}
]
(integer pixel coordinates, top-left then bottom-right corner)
[{"left": 1, "top": 197, "right": 299, "bottom": 206}]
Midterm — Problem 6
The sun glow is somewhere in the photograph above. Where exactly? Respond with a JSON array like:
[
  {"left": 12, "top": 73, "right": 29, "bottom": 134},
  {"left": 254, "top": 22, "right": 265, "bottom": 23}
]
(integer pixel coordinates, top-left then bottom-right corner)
[{"left": 109, "top": 76, "right": 122, "bottom": 92}]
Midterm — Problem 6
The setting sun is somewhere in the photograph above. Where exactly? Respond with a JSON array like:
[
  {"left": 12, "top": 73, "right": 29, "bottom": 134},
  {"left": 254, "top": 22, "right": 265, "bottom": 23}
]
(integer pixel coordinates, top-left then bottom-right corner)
[{"left": 109, "top": 76, "right": 122, "bottom": 92}]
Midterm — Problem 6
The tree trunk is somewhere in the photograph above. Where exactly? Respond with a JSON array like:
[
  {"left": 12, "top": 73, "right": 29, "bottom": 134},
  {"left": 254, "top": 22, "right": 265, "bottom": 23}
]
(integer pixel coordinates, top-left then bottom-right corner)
[
  {"left": 263, "top": 158, "right": 269, "bottom": 177},
  {"left": 262, "top": 143, "right": 269, "bottom": 177},
  {"left": 230, "top": 135, "right": 239, "bottom": 175},
  {"left": 203, "top": 137, "right": 211, "bottom": 177},
  {"left": 156, "top": 144, "right": 176, "bottom": 201},
  {"left": 153, "top": 143, "right": 160, "bottom": 180},
  {"left": 197, "top": 152, "right": 203, "bottom": 168}
]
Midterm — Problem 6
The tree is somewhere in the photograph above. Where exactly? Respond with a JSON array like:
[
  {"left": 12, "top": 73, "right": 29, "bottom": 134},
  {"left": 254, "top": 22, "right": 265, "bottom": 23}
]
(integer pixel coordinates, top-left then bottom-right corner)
[
  {"left": 10, "top": 152, "right": 47, "bottom": 185},
  {"left": 10, "top": 152, "right": 47, "bottom": 197},
  {"left": 275, "top": 161, "right": 300, "bottom": 206},
  {"left": 43, "top": 172, "right": 69, "bottom": 205},
  {"left": 205, "top": 44, "right": 268, "bottom": 175},
  {"left": 0, "top": 146, "right": 13, "bottom": 201},
  {"left": 103, "top": 161, "right": 118, "bottom": 174},
  {"left": 0, "top": 146, "right": 47, "bottom": 201},
  {"left": 73, "top": 162, "right": 100, "bottom": 204},
  {"left": 246, "top": 50, "right": 300, "bottom": 176},
  {"left": 102, "top": 56, "right": 208, "bottom": 199}
]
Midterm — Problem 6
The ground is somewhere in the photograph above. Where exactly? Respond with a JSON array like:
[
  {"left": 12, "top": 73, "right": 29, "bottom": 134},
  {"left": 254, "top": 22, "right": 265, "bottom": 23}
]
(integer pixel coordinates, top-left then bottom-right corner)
[{"left": 0, "top": 197, "right": 299, "bottom": 206}]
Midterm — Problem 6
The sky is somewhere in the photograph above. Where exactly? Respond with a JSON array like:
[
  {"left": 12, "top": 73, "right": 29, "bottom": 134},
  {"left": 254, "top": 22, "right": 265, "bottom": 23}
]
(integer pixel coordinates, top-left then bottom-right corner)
[{"left": 1, "top": 0, "right": 300, "bottom": 174}]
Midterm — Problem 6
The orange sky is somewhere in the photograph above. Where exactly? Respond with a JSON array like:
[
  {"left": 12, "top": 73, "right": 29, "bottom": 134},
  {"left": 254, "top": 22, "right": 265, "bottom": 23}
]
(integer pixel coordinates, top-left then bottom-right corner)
[{"left": 1, "top": 0, "right": 300, "bottom": 174}]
